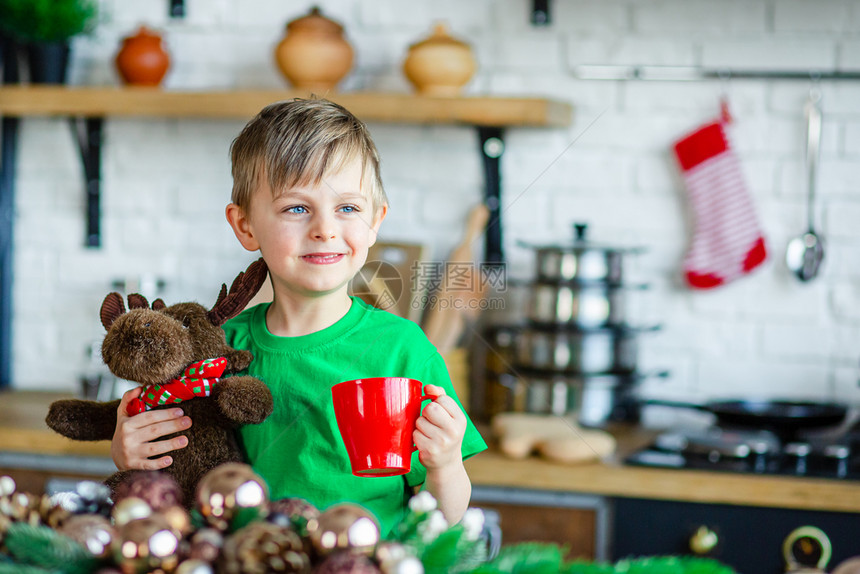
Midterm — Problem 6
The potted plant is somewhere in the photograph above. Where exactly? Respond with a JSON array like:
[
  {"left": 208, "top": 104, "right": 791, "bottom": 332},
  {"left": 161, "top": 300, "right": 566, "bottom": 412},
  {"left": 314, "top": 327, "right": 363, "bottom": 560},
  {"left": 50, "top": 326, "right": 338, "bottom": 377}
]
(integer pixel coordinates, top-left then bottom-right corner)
[{"left": 0, "top": 0, "right": 97, "bottom": 84}]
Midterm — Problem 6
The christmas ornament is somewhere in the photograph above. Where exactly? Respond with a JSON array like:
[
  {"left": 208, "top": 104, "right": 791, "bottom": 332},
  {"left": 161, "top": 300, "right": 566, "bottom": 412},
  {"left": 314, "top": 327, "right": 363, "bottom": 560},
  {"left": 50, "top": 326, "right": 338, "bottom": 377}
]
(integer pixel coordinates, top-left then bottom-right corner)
[
  {"left": 375, "top": 542, "right": 423, "bottom": 574},
  {"left": 162, "top": 504, "right": 192, "bottom": 537},
  {"left": 380, "top": 556, "right": 423, "bottom": 574},
  {"left": 175, "top": 558, "right": 214, "bottom": 574},
  {"left": 195, "top": 463, "right": 269, "bottom": 531},
  {"left": 112, "top": 514, "right": 180, "bottom": 574},
  {"left": 309, "top": 503, "right": 380, "bottom": 557},
  {"left": 38, "top": 492, "right": 73, "bottom": 529},
  {"left": 58, "top": 514, "right": 116, "bottom": 559},
  {"left": 113, "top": 470, "right": 183, "bottom": 511},
  {"left": 269, "top": 497, "right": 320, "bottom": 524},
  {"left": 314, "top": 550, "right": 382, "bottom": 574},
  {"left": 0, "top": 475, "right": 15, "bottom": 499},
  {"left": 112, "top": 496, "right": 153, "bottom": 527},
  {"left": 188, "top": 528, "right": 223, "bottom": 563},
  {"left": 4, "top": 492, "right": 40, "bottom": 525},
  {"left": 269, "top": 497, "right": 320, "bottom": 534},
  {"left": 74, "top": 480, "right": 113, "bottom": 517},
  {"left": 220, "top": 521, "right": 310, "bottom": 574},
  {"left": 673, "top": 102, "right": 767, "bottom": 289}
]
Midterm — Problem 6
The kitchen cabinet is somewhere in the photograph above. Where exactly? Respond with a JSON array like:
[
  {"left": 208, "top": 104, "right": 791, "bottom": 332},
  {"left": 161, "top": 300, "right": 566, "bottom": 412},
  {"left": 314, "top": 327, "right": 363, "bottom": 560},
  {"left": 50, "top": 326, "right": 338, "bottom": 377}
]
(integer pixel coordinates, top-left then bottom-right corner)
[
  {"left": 0, "top": 451, "right": 115, "bottom": 495},
  {"left": 472, "top": 485, "right": 609, "bottom": 560},
  {"left": 0, "top": 86, "right": 572, "bottom": 388},
  {"left": 612, "top": 497, "right": 859, "bottom": 574}
]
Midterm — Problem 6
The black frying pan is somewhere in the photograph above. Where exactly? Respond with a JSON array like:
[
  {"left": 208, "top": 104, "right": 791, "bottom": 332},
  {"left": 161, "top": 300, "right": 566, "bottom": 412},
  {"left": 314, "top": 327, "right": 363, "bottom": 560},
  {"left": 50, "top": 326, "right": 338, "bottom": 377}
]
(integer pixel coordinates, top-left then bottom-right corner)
[{"left": 647, "top": 399, "right": 848, "bottom": 434}]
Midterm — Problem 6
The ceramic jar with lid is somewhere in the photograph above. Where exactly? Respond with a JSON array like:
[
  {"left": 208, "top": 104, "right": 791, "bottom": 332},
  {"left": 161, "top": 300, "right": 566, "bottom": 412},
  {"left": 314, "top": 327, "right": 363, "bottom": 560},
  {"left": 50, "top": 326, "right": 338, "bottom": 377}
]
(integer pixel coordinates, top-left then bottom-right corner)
[
  {"left": 115, "top": 27, "right": 170, "bottom": 86},
  {"left": 403, "top": 23, "right": 476, "bottom": 96},
  {"left": 274, "top": 6, "right": 354, "bottom": 92}
]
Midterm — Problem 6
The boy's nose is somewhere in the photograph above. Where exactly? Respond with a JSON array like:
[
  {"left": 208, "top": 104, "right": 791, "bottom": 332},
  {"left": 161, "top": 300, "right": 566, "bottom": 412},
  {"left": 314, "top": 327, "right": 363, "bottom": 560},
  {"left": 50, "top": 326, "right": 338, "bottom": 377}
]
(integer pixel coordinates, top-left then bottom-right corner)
[{"left": 310, "top": 215, "right": 337, "bottom": 240}]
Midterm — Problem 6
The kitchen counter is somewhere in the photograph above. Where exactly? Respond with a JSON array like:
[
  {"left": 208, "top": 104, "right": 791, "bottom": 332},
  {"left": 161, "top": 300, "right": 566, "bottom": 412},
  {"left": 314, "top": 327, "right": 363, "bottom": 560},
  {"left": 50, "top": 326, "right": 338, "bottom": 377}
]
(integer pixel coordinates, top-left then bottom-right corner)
[{"left": 2, "top": 391, "right": 860, "bottom": 514}]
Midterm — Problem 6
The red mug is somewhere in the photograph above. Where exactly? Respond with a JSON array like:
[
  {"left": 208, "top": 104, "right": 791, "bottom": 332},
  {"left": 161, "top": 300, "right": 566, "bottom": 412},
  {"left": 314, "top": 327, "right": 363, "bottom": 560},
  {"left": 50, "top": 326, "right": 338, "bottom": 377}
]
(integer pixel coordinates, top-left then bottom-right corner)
[{"left": 331, "top": 377, "right": 433, "bottom": 477}]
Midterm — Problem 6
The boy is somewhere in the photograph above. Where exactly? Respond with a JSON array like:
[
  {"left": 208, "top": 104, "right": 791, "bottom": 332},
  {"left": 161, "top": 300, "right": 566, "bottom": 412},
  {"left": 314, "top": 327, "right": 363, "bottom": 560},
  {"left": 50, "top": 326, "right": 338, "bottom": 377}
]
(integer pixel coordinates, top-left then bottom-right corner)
[{"left": 110, "top": 98, "right": 487, "bottom": 533}]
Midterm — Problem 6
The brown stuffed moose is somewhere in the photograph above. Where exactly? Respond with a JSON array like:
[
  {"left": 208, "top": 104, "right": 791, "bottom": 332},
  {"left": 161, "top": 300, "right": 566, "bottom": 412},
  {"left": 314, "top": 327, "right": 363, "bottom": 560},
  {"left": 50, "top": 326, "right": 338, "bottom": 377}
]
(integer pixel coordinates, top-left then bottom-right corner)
[{"left": 46, "top": 258, "right": 274, "bottom": 505}]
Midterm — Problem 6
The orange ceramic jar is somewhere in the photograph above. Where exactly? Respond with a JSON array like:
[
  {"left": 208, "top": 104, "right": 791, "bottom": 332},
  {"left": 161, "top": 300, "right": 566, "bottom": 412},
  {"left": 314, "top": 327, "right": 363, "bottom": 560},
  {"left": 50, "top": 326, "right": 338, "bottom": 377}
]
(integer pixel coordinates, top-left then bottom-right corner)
[
  {"left": 274, "top": 7, "right": 354, "bottom": 92},
  {"left": 115, "top": 27, "right": 170, "bottom": 86},
  {"left": 403, "top": 23, "right": 476, "bottom": 96}
]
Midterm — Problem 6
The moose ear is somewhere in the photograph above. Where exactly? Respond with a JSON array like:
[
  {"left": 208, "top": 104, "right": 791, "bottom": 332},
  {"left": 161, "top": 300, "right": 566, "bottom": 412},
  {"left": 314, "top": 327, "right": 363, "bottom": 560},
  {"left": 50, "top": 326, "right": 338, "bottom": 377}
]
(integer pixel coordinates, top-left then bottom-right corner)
[
  {"left": 100, "top": 293, "right": 126, "bottom": 331},
  {"left": 127, "top": 294, "right": 149, "bottom": 310},
  {"left": 152, "top": 298, "right": 166, "bottom": 311}
]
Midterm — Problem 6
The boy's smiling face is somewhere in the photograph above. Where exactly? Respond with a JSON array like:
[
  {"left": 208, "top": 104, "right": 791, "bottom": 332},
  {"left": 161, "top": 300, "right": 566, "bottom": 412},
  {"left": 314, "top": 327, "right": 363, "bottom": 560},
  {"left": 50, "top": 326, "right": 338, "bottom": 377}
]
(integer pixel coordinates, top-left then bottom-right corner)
[{"left": 228, "top": 156, "right": 387, "bottom": 299}]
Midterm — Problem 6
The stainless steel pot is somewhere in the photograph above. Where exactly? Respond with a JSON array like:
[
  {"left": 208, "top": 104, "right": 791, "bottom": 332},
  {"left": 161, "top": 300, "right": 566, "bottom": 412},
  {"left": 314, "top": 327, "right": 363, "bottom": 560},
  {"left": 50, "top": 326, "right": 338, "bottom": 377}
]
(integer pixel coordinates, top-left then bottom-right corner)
[
  {"left": 521, "top": 223, "right": 644, "bottom": 283},
  {"left": 527, "top": 281, "right": 629, "bottom": 328},
  {"left": 495, "top": 371, "right": 645, "bottom": 426},
  {"left": 513, "top": 326, "right": 641, "bottom": 374}
]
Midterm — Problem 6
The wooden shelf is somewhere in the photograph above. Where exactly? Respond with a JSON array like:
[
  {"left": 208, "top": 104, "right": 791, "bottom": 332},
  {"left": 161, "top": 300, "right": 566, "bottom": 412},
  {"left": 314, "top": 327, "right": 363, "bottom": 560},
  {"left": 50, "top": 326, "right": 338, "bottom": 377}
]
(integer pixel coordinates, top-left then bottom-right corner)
[{"left": 0, "top": 86, "right": 572, "bottom": 127}]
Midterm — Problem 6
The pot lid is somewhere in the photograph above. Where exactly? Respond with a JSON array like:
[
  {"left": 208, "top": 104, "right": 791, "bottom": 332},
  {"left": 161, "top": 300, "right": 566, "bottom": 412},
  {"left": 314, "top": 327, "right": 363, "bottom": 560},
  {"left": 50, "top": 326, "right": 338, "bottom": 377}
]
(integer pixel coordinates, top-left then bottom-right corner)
[
  {"left": 517, "top": 223, "right": 646, "bottom": 254},
  {"left": 408, "top": 22, "right": 469, "bottom": 50},
  {"left": 286, "top": 6, "right": 345, "bottom": 34},
  {"left": 125, "top": 26, "right": 163, "bottom": 41}
]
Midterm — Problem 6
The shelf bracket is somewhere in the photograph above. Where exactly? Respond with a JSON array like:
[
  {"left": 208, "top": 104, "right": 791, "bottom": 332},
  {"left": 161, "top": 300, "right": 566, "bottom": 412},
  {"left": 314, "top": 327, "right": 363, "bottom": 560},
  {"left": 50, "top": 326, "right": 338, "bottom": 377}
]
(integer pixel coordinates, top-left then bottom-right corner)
[
  {"left": 531, "top": 0, "right": 551, "bottom": 25},
  {"left": 477, "top": 126, "right": 505, "bottom": 266},
  {"left": 0, "top": 117, "right": 17, "bottom": 389},
  {"left": 0, "top": 35, "right": 20, "bottom": 388},
  {"left": 69, "top": 117, "right": 103, "bottom": 248}
]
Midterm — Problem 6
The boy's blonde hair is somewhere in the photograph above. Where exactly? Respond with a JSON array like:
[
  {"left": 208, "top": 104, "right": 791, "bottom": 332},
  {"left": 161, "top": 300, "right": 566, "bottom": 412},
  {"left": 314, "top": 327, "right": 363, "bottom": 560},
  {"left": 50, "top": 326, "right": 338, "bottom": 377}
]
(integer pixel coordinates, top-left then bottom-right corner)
[{"left": 230, "top": 98, "right": 387, "bottom": 214}]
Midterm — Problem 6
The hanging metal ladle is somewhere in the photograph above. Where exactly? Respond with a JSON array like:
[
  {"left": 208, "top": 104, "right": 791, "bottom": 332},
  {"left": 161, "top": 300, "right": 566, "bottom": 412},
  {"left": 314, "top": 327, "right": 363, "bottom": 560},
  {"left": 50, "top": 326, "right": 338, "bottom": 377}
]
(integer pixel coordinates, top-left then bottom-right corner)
[{"left": 786, "top": 90, "right": 825, "bottom": 282}]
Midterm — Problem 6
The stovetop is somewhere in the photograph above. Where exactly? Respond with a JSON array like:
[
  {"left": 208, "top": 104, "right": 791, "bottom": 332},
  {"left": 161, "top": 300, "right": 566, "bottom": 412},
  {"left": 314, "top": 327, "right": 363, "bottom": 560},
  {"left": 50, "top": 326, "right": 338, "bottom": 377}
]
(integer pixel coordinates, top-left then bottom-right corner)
[{"left": 625, "top": 425, "right": 860, "bottom": 480}]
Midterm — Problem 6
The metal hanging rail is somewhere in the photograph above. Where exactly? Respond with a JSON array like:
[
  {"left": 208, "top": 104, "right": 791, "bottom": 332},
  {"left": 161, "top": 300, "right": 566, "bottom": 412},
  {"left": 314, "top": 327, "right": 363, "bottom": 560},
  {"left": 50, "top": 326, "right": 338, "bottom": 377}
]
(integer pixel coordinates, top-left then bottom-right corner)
[{"left": 571, "top": 65, "right": 860, "bottom": 82}]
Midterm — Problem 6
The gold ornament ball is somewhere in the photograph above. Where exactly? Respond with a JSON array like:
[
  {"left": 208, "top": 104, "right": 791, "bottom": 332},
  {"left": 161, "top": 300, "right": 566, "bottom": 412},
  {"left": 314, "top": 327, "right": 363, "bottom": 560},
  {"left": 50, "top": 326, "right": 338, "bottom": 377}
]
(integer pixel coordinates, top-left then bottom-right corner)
[
  {"left": 189, "top": 528, "right": 223, "bottom": 563},
  {"left": 112, "top": 496, "right": 153, "bottom": 527},
  {"left": 0, "top": 475, "right": 15, "bottom": 499},
  {"left": 175, "top": 559, "right": 214, "bottom": 574},
  {"left": 59, "top": 514, "right": 116, "bottom": 559},
  {"left": 309, "top": 503, "right": 380, "bottom": 556},
  {"left": 161, "top": 505, "right": 192, "bottom": 537},
  {"left": 196, "top": 463, "right": 269, "bottom": 531},
  {"left": 112, "top": 514, "right": 180, "bottom": 574}
]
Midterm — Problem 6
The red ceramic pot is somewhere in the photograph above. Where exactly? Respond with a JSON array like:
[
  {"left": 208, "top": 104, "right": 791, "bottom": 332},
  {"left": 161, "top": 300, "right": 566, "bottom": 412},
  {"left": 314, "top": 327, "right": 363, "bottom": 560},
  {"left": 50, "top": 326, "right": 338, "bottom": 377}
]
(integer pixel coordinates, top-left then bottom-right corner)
[{"left": 115, "top": 26, "right": 170, "bottom": 86}]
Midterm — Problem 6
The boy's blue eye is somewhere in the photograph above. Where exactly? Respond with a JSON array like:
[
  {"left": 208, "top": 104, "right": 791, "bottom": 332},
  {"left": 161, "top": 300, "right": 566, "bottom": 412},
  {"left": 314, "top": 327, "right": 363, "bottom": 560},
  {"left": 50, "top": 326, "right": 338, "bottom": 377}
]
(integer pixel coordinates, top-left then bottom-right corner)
[
  {"left": 339, "top": 205, "right": 358, "bottom": 213},
  {"left": 285, "top": 206, "right": 307, "bottom": 214}
]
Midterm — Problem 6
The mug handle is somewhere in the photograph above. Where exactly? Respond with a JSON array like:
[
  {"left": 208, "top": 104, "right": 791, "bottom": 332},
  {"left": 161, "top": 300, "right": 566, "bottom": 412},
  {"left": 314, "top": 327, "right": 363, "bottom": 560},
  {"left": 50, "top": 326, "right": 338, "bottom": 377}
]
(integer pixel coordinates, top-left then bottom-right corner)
[{"left": 412, "top": 389, "right": 440, "bottom": 453}]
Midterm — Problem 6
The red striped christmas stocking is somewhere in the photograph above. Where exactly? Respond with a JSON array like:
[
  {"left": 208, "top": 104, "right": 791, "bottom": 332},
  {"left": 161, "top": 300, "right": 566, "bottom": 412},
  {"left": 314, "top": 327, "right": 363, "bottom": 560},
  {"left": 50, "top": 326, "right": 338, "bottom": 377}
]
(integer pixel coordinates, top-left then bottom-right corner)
[{"left": 673, "top": 117, "right": 767, "bottom": 289}]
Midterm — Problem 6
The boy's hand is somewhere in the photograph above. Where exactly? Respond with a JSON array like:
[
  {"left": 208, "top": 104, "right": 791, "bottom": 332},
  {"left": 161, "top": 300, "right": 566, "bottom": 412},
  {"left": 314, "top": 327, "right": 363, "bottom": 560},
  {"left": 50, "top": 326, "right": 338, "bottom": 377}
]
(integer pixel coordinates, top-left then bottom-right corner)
[
  {"left": 413, "top": 384, "right": 467, "bottom": 471},
  {"left": 111, "top": 388, "right": 191, "bottom": 471}
]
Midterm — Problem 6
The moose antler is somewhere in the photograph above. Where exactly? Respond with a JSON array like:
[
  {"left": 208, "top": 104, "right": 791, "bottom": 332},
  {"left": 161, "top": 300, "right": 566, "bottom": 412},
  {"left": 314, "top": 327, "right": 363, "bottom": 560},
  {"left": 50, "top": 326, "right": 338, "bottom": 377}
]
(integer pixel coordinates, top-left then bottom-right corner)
[
  {"left": 100, "top": 293, "right": 126, "bottom": 330},
  {"left": 207, "top": 258, "right": 269, "bottom": 326}
]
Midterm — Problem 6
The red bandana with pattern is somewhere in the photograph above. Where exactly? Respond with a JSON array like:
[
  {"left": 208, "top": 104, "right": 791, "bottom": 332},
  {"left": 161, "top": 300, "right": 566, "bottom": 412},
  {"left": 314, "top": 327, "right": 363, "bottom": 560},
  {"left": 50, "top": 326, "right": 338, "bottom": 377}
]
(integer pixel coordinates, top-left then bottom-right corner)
[{"left": 126, "top": 357, "right": 227, "bottom": 416}]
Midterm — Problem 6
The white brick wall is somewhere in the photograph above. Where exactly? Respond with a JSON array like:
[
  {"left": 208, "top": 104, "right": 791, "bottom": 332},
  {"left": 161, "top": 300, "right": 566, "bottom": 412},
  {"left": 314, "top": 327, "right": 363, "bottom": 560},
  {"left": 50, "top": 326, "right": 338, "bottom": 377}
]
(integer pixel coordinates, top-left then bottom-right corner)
[{"left": 8, "top": 0, "right": 860, "bottom": 406}]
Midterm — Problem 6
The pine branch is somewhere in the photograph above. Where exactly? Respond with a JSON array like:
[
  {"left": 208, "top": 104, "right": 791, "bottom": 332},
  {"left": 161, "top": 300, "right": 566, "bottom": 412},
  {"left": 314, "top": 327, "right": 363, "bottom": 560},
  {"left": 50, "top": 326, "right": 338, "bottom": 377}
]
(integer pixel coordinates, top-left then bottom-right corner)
[{"left": 4, "top": 523, "right": 98, "bottom": 574}]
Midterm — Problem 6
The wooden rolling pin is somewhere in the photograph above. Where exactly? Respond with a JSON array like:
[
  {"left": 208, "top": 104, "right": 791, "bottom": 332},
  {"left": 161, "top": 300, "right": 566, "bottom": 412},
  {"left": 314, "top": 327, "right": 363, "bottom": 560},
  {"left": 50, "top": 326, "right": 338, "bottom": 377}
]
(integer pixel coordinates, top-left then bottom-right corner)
[{"left": 422, "top": 203, "right": 490, "bottom": 354}]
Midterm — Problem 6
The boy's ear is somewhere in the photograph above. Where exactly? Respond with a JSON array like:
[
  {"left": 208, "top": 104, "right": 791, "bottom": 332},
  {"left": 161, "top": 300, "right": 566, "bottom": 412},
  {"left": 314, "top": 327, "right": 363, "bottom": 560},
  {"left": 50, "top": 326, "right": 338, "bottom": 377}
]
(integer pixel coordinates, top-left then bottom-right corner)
[
  {"left": 225, "top": 203, "right": 261, "bottom": 252},
  {"left": 368, "top": 204, "right": 388, "bottom": 247}
]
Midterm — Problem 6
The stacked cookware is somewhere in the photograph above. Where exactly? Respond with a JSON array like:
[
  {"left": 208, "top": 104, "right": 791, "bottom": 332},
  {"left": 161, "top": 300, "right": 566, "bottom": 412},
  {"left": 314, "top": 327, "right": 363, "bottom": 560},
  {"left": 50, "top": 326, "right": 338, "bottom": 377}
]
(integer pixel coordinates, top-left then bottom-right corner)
[{"left": 486, "top": 223, "right": 664, "bottom": 427}]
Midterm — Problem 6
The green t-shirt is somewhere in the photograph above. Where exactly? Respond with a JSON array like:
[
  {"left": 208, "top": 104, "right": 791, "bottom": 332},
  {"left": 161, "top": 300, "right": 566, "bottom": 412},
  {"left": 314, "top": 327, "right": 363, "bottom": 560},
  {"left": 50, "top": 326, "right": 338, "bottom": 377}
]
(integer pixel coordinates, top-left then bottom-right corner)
[{"left": 222, "top": 296, "right": 488, "bottom": 536}]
